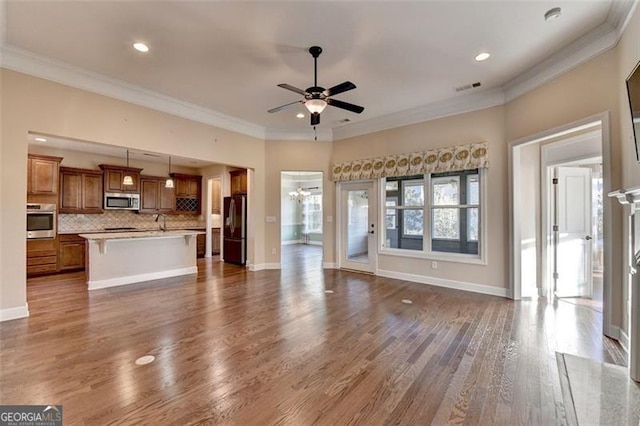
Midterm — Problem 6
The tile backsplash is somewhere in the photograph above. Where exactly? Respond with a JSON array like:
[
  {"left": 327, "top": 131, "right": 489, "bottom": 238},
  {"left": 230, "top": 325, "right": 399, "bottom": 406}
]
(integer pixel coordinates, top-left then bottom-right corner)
[{"left": 59, "top": 210, "right": 221, "bottom": 233}]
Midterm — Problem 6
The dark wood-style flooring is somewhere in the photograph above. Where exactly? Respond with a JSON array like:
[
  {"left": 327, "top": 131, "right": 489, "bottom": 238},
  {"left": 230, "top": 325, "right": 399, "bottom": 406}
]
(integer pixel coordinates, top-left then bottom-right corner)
[{"left": 0, "top": 244, "right": 626, "bottom": 424}]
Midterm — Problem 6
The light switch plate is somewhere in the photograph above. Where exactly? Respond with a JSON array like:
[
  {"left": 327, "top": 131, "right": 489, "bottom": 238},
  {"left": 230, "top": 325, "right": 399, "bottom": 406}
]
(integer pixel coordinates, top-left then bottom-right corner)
[
  {"left": 266, "top": 216, "right": 277, "bottom": 223},
  {"left": 326, "top": 216, "right": 333, "bottom": 223}
]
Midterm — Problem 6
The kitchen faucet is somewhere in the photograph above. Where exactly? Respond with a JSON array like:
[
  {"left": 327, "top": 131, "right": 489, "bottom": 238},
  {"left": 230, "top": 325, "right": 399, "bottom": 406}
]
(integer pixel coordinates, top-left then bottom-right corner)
[{"left": 155, "top": 213, "right": 167, "bottom": 231}]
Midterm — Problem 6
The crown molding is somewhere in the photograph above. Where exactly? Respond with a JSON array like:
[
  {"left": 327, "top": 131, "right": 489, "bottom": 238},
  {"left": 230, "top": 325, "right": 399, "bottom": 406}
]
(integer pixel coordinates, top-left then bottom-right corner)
[
  {"left": 332, "top": 88, "right": 505, "bottom": 141},
  {"left": 609, "top": 0, "right": 638, "bottom": 37},
  {"left": 265, "top": 127, "right": 333, "bottom": 142},
  {"left": 503, "top": 22, "right": 618, "bottom": 103},
  {"left": 0, "top": 45, "right": 266, "bottom": 140}
]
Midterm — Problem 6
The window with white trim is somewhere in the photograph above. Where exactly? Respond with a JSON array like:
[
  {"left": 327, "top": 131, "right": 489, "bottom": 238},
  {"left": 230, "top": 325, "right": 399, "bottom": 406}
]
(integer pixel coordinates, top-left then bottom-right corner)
[{"left": 383, "top": 169, "right": 483, "bottom": 258}]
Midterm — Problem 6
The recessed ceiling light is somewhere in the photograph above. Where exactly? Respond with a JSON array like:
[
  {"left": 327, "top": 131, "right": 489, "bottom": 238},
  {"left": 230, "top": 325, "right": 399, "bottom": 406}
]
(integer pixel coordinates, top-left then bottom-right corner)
[
  {"left": 133, "top": 42, "right": 150, "bottom": 53},
  {"left": 34, "top": 137, "right": 47, "bottom": 142},
  {"left": 474, "top": 52, "right": 491, "bottom": 62},
  {"left": 544, "top": 7, "right": 562, "bottom": 22},
  {"left": 296, "top": 113, "right": 305, "bottom": 119}
]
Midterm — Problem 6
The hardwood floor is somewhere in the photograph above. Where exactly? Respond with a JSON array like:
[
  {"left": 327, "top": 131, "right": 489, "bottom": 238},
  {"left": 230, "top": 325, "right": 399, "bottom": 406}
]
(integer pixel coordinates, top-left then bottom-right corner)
[{"left": 1, "top": 245, "right": 625, "bottom": 425}]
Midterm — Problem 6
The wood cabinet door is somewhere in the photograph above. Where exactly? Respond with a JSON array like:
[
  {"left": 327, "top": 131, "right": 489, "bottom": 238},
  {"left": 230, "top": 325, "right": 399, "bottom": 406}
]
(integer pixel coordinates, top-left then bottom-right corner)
[
  {"left": 105, "top": 169, "right": 124, "bottom": 192},
  {"left": 60, "top": 171, "right": 82, "bottom": 210},
  {"left": 211, "top": 180, "right": 221, "bottom": 214},
  {"left": 159, "top": 183, "right": 175, "bottom": 212},
  {"left": 188, "top": 178, "right": 200, "bottom": 197},
  {"left": 230, "top": 170, "right": 247, "bottom": 194},
  {"left": 175, "top": 178, "right": 190, "bottom": 197},
  {"left": 31, "top": 158, "right": 59, "bottom": 194},
  {"left": 212, "top": 229, "right": 221, "bottom": 254},
  {"left": 82, "top": 173, "right": 103, "bottom": 211},
  {"left": 140, "top": 178, "right": 159, "bottom": 212},
  {"left": 59, "top": 242, "right": 85, "bottom": 270}
]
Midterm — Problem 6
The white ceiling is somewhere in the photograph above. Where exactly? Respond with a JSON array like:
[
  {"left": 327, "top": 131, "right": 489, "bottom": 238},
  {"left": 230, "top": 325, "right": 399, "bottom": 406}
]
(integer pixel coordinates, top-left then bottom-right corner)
[
  {"left": 3, "top": 0, "right": 628, "bottom": 140},
  {"left": 27, "top": 132, "right": 217, "bottom": 168}
]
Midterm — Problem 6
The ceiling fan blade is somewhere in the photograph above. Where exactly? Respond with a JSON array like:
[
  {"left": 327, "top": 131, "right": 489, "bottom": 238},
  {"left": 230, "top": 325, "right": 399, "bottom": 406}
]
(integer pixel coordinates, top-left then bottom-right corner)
[
  {"left": 324, "top": 81, "right": 356, "bottom": 97},
  {"left": 326, "top": 98, "right": 365, "bottom": 114},
  {"left": 268, "top": 100, "right": 303, "bottom": 113},
  {"left": 277, "top": 83, "right": 309, "bottom": 96},
  {"left": 311, "top": 112, "right": 320, "bottom": 126}
]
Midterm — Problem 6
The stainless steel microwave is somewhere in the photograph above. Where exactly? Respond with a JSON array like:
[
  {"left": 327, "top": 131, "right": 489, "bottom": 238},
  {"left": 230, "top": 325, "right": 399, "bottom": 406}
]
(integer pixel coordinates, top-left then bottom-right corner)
[
  {"left": 104, "top": 192, "right": 140, "bottom": 210},
  {"left": 27, "top": 203, "right": 56, "bottom": 239}
]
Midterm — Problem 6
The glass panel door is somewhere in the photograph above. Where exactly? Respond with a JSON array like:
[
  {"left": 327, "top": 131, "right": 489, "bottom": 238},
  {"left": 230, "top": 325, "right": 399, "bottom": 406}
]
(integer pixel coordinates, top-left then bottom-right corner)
[{"left": 340, "top": 181, "right": 376, "bottom": 273}]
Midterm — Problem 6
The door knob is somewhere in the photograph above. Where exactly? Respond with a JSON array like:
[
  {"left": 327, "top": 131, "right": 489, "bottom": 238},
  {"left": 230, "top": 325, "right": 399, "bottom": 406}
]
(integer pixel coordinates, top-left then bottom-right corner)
[{"left": 585, "top": 235, "right": 592, "bottom": 240}]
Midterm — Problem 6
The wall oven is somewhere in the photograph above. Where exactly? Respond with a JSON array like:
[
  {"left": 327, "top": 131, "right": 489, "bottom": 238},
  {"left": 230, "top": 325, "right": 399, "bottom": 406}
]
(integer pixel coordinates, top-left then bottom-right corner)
[
  {"left": 104, "top": 192, "right": 140, "bottom": 210},
  {"left": 27, "top": 203, "right": 56, "bottom": 239}
]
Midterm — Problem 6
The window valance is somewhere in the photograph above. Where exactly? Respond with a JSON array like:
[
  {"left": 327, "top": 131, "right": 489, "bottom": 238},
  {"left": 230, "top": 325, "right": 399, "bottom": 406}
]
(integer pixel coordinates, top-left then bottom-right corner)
[{"left": 331, "top": 141, "right": 488, "bottom": 182}]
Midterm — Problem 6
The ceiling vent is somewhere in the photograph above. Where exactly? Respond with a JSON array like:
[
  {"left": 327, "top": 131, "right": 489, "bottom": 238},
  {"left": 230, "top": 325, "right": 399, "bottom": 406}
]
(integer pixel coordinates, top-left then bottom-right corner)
[
  {"left": 338, "top": 118, "right": 351, "bottom": 124},
  {"left": 454, "top": 82, "right": 482, "bottom": 93}
]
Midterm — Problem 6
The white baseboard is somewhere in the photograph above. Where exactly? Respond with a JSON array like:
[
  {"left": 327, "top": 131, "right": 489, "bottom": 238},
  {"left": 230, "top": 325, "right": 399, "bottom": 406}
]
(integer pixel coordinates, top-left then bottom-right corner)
[
  {"left": 376, "top": 269, "right": 509, "bottom": 298},
  {"left": 0, "top": 303, "right": 29, "bottom": 322},
  {"left": 88, "top": 266, "right": 197, "bottom": 290},
  {"left": 249, "top": 263, "right": 281, "bottom": 271},
  {"left": 323, "top": 262, "right": 337, "bottom": 269},
  {"left": 308, "top": 240, "right": 323, "bottom": 246},
  {"left": 282, "top": 240, "right": 303, "bottom": 245},
  {"left": 610, "top": 326, "right": 630, "bottom": 353}
]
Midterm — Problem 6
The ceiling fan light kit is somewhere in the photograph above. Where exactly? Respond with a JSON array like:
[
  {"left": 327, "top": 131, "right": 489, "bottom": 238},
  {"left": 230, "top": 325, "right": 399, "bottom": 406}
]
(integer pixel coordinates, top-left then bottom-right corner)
[{"left": 268, "top": 45, "right": 364, "bottom": 127}]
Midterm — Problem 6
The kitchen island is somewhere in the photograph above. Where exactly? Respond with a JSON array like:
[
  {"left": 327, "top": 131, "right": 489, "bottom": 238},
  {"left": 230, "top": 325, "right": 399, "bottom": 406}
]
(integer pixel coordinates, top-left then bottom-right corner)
[{"left": 80, "top": 230, "right": 204, "bottom": 290}]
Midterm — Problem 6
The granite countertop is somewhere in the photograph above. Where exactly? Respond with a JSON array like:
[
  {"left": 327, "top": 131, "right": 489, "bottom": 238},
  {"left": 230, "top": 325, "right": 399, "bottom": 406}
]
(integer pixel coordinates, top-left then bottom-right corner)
[{"left": 79, "top": 230, "right": 205, "bottom": 241}]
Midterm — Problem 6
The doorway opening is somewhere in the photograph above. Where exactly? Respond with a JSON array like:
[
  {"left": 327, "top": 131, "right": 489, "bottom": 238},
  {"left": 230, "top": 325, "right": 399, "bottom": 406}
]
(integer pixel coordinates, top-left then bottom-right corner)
[
  {"left": 280, "top": 171, "right": 324, "bottom": 269},
  {"left": 510, "top": 112, "right": 613, "bottom": 338}
]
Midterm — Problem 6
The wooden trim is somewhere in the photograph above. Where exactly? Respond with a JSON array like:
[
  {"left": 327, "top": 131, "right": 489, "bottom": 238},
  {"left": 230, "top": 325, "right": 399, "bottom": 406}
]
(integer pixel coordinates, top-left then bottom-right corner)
[
  {"left": 28, "top": 153, "right": 63, "bottom": 163},
  {"left": 98, "top": 164, "right": 144, "bottom": 173},
  {"left": 60, "top": 166, "right": 102, "bottom": 176}
]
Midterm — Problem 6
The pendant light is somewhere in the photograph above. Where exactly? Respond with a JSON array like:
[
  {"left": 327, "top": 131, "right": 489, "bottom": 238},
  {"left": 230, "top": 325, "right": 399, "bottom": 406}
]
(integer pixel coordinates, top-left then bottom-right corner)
[
  {"left": 165, "top": 156, "right": 174, "bottom": 188},
  {"left": 122, "top": 150, "right": 134, "bottom": 186}
]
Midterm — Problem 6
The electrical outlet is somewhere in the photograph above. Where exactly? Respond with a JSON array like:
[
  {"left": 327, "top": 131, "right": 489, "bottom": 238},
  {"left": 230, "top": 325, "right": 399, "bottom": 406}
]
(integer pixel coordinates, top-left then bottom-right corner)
[
  {"left": 271, "top": 248, "right": 276, "bottom": 255},
  {"left": 431, "top": 261, "right": 438, "bottom": 269}
]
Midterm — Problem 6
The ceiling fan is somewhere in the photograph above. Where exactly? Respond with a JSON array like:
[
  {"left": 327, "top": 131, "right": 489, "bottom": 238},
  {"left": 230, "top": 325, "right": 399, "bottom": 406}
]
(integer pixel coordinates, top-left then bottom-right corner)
[{"left": 268, "top": 46, "right": 365, "bottom": 126}]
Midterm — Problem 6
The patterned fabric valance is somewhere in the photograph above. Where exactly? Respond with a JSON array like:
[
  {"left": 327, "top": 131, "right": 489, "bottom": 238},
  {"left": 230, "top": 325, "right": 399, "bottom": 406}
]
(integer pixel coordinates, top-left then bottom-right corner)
[{"left": 331, "top": 141, "right": 488, "bottom": 182}]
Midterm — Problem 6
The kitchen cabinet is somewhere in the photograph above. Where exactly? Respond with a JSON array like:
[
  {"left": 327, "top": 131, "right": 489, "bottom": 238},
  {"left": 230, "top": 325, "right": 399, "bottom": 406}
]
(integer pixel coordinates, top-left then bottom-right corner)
[
  {"left": 59, "top": 167, "right": 103, "bottom": 214},
  {"left": 211, "top": 179, "right": 221, "bottom": 214},
  {"left": 28, "top": 154, "right": 63, "bottom": 195},
  {"left": 58, "top": 234, "right": 85, "bottom": 271},
  {"left": 140, "top": 176, "right": 175, "bottom": 213},
  {"left": 171, "top": 173, "right": 201, "bottom": 215},
  {"left": 27, "top": 238, "right": 58, "bottom": 277},
  {"left": 99, "top": 164, "right": 143, "bottom": 193},
  {"left": 230, "top": 169, "right": 248, "bottom": 194},
  {"left": 197, "top": 233, "right": 206, "bottom": 258},
  {"left": 212, "top": 228, "right": 221, "bottom": 255}
]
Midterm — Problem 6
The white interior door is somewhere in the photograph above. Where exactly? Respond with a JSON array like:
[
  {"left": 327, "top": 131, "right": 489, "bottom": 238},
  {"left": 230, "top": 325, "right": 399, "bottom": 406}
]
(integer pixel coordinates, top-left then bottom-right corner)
[
  {"left": 554, "top": 166, "right": 593, "bottom": 298},
  {"left": 339, "top": 181, "right": 377, "bottom": 273}
]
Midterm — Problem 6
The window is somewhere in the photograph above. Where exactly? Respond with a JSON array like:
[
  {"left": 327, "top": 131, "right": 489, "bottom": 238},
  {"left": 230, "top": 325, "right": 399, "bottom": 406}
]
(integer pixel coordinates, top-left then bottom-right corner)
[
  {"left": 430, "top": 170, "right": 479, "bottom": 254},
  {"left": 383, "top": 169, "right": 483, "bottom": 259}
]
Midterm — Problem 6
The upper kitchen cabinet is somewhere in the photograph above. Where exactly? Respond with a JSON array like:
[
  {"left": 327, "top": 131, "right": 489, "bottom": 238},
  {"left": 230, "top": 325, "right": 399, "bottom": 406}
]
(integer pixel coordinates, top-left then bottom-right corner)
[
  {"left": 211, "top": 179, "right": 221, "bottom": 214},
  {"left": 171, "top": 173, "right": 201, "bottom": 215},
  {"left": 28, "top": 154, "right": 63, "bottom": 195},
  {"left": 59, "top": 167, "right": 103, "bottom": 214},
  {"left": 140, "top": 176, "right": 175, "bottom": 214},
  {"left": 230, "top": 169, "right": 248, "bottom": 195},
  {"left": 99, "top": 164, "right": 143, "bottom": 193}
]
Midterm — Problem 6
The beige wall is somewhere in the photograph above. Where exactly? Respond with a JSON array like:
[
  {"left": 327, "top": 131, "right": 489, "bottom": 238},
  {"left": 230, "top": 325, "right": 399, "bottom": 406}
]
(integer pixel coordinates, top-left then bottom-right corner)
[
  {"left": 334, "top": 106, "right": 508, "bottom": 289},
  {"left": 264, "top": 140, "right": 335, "bottom": 265},
  {"left": 0, "top": 69, "right": 266, "bottom": 311},
  {"left": 505, "top": 47, "right": 625, "bottom": 329}
]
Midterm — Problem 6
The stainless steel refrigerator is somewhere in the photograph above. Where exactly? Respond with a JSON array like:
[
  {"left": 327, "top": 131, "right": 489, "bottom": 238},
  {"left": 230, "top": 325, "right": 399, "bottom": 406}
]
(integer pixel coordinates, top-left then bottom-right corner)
[{"left": 223, "top": 195, "right": 247, "bottom": 265}]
